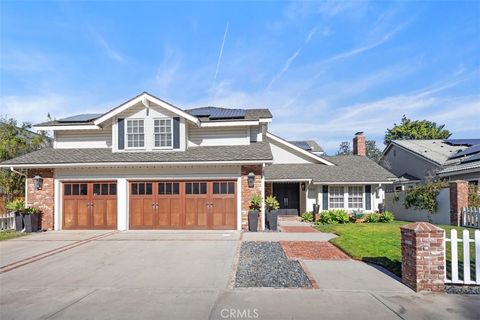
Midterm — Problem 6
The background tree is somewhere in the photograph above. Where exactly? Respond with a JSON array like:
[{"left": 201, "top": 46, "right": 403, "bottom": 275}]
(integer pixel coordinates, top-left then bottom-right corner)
[
  {"left": 384, "top": 115, "right": 451, "bottom": 145},
  {"left": 335, "top": 140, "right": 383, "bottom": 163},
  {"left": 0, "top": 116, "right": 50, "bottom": 201}
]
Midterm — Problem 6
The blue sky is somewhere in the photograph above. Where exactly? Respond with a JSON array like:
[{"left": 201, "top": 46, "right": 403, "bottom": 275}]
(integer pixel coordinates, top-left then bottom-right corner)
[{"left": 1, "top": 0, "right": 479, "bottom": 154}]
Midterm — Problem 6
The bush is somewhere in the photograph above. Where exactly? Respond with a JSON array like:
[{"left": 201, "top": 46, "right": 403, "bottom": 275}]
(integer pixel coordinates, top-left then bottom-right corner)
[
  {"left": 5, "top": 199, "right": 25, "bottom": 212},
  {"left": 379, "top": 211, "right": 394, "bottom": 222},
  {"left": 300, "top": 212, "right": 314, "bottom": 222},
  {"left": 317, "top": 209, "right": 349, "bottom": 224},
  {"left": 265, "top": 195, "right": 280, "bottom": 212},
  {"left": 249, "top": 194, "right": 262, "bottom": 211},
  {"left": 364, "top": 213, "right": 380, "bottom": 223}
]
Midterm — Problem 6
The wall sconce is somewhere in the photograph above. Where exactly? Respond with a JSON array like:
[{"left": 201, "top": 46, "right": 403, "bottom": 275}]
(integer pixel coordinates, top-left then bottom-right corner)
[
  {"left": 301, "top": 182, "right": 306, "bottom": 191},
  {"left": 247, "top": 172, "right": 255, "bottom": 188},
  {"left": 33, "top": 175, "right": 43, "bottom": 190}
]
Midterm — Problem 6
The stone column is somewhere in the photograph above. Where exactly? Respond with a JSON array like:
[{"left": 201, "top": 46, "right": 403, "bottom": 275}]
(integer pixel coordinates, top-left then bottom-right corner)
[
  {"left": 449, "top": 180, "right": 468, "bottom": 226},
  {"left": 401, "top": 222, "right": 445, "bottom": 292},
  {"left": 240, "top": 165, "right": 263, "bottom": 230},
  {"left": 27, "top": 169, "right": 55, "bottom": 230}
]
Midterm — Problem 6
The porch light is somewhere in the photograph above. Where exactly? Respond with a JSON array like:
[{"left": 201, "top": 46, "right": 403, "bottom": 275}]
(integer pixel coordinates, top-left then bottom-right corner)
[
  {"left": 247, "top": 172, "right": 255, "bottom": 188},
  {"left": 301, "top": 182, "right": 306, "bottom": 191},
  {"left": 33, "top": 175, "right": 43, "bottom": 190}
]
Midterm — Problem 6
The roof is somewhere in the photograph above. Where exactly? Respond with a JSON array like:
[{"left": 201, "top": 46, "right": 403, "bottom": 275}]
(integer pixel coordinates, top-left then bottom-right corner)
[
  {"left": 264, "top": 155, "right": 395, "bottom": 183},
  {"left": 0, "top": 142, "right": 273, "bottom": 167},
  {"left": 289, "top": 140, "right": 324, "bottom": 153},
  {"left": 185, "top": 106, "right": 272, "bottom": 122},
  {"left": 389, "top": 140, "right": 468, "bottom": 165}
]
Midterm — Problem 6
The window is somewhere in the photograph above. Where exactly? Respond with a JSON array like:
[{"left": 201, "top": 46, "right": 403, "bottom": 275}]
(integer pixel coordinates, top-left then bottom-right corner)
[
  {"left": 154, "top": 119, "right": 172, "bottom": 148},
  {"left": 185, "top": 182, "right": 207, "bottom": 195},
  {"left": 126, "top": 119, "right": 144, "bottom": 148},
  {"left": 348, "top": 186, "right": 363, "bottom": 209},
  {"left": 329, "top": 186, "right": 344, "bottom": 208},
  {"left": 213, "top": 182, "right": 235, "bottom": 194},
  {"left": 93, "top": 183, "right": 117, "bottom": 196},
  {"left": 158, "top": 182, "right": 180, "bottom": 195},
  {"left": 64, "top": 183, "right": 87, "bottom": 196},
  {"left": 131, "top": 182, "right": 152, "bottom": 195}
]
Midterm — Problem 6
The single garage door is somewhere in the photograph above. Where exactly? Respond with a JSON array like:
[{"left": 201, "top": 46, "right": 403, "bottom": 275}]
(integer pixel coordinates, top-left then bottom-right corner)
[
  {"left": 63, "top": 181, "right": 117, "bottom": 230},
  {"left": 129, "top": 180, "right": 236, "bottom": 230}
]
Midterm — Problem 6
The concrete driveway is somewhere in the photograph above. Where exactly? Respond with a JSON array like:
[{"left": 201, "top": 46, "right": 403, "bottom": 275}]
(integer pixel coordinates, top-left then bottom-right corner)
[{"left": 1, "top": 231, "right": 479, "bottom": 320}]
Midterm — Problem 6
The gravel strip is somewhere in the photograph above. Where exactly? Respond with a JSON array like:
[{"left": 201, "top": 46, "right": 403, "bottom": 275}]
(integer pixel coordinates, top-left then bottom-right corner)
[
  {"left": 234, "top": 241, "right": 312, "bottom": 288},
  {"left": 446, "top": 285, "right": 480, "bottom": 295}
]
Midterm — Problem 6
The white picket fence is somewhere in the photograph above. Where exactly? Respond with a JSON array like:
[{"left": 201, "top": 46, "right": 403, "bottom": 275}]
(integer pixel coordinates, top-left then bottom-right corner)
[
  {"left": 462, "top": 207, "right": 480, "bottom": 229},
  {"left": 0, "top": 212, "right": 16, "bottom": 230},
  {"left": 444, "top": 229, "right": 480, "bottom": 285}
]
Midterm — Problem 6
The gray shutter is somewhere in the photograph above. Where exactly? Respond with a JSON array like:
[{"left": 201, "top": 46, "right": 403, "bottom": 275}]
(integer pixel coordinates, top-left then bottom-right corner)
[
  {"left": 322, "top": 186, "right": 328, "bottom": 210},
  {"left": 117, "top": 118, "right": 125, "bottom": 150},
  {"left": 365, "top": 185, "right": 372, "bottom": 210},
  {"left": 173, "top": 117, "right": 180, "bottom": 149}
]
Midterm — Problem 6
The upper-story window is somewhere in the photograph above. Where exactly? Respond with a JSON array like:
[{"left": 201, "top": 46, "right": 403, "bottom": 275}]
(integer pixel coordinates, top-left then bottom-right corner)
[
  {"left": 126, "top": 119, "right": 145, "bottom": 148},
  {"left": 154, "top": 118, "right": 172, "bottom": 148}
]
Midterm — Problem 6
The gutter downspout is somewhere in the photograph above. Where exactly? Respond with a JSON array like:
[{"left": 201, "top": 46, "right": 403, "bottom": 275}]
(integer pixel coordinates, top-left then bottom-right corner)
[
  {"left": 10, "top": 167, "right": 27, "bottom": 207},
  {"left": 261, "top": 163, "right": 266, "bottom": 231}
]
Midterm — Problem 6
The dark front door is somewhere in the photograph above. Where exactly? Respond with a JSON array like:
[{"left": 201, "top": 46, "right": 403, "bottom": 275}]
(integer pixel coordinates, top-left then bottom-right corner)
[{"left": 273, "top": 183, "right": 300, "bottom": 215}]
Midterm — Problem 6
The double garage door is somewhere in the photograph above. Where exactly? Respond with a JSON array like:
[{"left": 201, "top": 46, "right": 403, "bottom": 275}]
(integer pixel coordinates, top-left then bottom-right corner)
[{"left": 62, "top": 180, "right": 236, "bottom": 230}]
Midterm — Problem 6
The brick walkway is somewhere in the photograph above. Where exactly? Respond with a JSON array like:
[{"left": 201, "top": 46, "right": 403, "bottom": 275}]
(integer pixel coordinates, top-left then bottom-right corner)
[
  {"left": 280, "top": 226, "right": 319, "bottom": 233},
  {"left": 280, "top": 241, "right": 351, "bottom": 260}
]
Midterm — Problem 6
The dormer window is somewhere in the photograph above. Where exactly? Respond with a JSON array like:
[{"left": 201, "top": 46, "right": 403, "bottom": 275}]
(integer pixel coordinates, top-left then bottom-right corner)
[
  {"left": 154, "top": 118, "right": 172, "bottom": 148},
  {"left": 126, "top": 119, "right": 145, "bottom": 148}
]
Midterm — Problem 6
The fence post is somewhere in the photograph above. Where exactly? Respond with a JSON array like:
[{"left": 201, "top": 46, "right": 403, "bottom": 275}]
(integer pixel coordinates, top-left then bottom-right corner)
[
  {"left": 401, "top": 222, "right": 445, "bottom": 292},
  {"left": 449, "top": 180, "right": 468, "bottom": 226}
]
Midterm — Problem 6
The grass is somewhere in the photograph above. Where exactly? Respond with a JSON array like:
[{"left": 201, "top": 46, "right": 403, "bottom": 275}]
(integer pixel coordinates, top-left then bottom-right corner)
[
  {"left": 0, "top": 230, "right": 27, "bottom": 241},
  {"left": 316, "top": 221, "right": 477, "bottom": 278}
]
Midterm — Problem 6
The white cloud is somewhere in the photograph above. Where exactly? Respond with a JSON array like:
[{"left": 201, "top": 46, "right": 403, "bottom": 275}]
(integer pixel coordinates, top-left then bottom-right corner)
[
  {"left": 213, "top": 22, "right": 230, "bottom": 87},
  {"left": 265, "top": 47, "right": 302, "bottom": 91},
  {"left": 155, "top": 46, "right": 182, "bottom": 96},
  {"left": 89, "top": 27, "right": 125, "bottom": 63}
]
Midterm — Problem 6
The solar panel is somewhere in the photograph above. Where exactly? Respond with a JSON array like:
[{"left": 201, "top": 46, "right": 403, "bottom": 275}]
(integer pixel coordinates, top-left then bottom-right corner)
[
  {"left": 461, "top": 153, "right": 480, "bottom": 163},
  {"left": 290, "top": 141, "right": 312, "bottom": 151},
  {"left": 209, "top": 109, "right": 246, "bottom": 119},
  {"left": 188, "top": 107, "right": 215, "bottom": 117},
  {"left": 449, "top": 144, "right": 480, "bottom": 159},
  {"left": 444, "top": 139, "right": 480, "bottom": 146},
  {"left": 58, "top": 113, "right": 102, "bottom": 123}
]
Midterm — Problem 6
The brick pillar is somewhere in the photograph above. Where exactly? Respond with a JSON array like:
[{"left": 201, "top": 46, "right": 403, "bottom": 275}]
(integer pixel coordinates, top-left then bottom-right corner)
[
  {"left": 265, "top": 182, "right": 272, "bottom": 197},
  {"left": 401, "top": 222, "right": 445, "bottom": 292},
  {"left": 352, "top": 132, "right": 366, "bottom": 156},
  {"left": 449, "top": 180, "right": 468, "bottom": 226},
  {"left": 241, "top": 165, "right": 263, "bottom": 231},
  {"left": 27, "top": 169, "right": 54, "bottom": 230}
]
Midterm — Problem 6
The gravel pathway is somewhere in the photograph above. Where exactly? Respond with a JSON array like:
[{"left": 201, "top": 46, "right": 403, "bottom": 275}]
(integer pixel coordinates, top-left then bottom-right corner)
[{"left": 234, "top": 241, "right": 312, "bottom": 288}]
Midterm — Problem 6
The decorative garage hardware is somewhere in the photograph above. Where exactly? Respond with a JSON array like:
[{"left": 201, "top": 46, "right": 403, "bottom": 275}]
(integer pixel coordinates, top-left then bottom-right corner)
[
  {"left": 301, "top": 182, "right": 306, "bottom": 191},
  {"left": 33, "top": 175, "right": 43, "bottom": 190},
  {"left": 247, "top": 172, "right": 255, "bottom": 188}
]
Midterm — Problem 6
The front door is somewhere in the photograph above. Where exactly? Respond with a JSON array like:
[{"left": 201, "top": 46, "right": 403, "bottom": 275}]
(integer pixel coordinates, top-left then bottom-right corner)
[{"left": 273, "top": 183, "right": 300, "bottom": 214}]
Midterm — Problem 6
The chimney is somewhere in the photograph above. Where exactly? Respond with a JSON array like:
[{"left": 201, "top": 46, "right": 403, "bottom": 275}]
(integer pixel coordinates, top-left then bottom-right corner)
[{"left": 353, "top": 132, "right": 366, "bottom": 156}]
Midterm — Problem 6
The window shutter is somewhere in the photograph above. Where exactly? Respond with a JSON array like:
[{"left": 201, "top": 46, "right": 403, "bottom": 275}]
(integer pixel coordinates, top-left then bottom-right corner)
[
  {"left": 365, "top": 185, "right": 372, "bottom": 210},
  {"left": 322, "top": 185, "right": 328, "bottom": 210},
  {"left": 173, "top": 117, "right": 180, "bottom": 149},
  {"left": 117, "top": 118, "right": 125, "bottom": 150}
]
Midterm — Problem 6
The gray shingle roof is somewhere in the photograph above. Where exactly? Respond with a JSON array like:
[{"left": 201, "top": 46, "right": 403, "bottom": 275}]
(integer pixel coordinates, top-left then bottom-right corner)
[
  {"left": 438, "top": 160, "right": 480, "bottom": 174},
  {"left": 264, "top": 155, "right": 395, "bottom": 182},
  {"left": 0, "top": 142, "right": 272, "bottom": 167},
  {"left": 391, "top": 140, "right": 467, "bottom": 165}
]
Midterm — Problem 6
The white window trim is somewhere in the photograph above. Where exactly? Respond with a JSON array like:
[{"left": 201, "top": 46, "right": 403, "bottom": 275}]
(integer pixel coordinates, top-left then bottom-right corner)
[
  {"left": 125, "top": 118, "right": 146, "bottom": 150},
  {"left": 153, "top": 117, "right": 174, "bottom": 150},
  {"left": 328, "top": 185, "right": 366, "bottom": 210}
]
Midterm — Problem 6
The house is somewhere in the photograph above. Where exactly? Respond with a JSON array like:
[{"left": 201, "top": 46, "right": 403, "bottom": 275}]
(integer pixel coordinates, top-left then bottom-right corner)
[
  {"left": 0, "top": 92, "right": 394, "bottom": 231},
  {"left": 382, "top": 139, "right": 480, "bottom": 190}
]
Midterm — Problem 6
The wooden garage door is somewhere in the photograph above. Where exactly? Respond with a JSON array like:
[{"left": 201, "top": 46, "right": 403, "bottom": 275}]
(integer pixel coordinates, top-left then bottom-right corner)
[
  {"left": 129, "top": 181, "right": 236, "bottom": 230},
  {"left": 63, "top": 182, "right": 117, "bottom": 230}
]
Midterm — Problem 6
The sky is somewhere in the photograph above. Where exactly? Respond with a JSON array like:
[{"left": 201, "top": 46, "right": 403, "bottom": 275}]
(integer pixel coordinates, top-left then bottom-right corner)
[{"left": 1, "top": 0, "right": 479, "bottom": 154}]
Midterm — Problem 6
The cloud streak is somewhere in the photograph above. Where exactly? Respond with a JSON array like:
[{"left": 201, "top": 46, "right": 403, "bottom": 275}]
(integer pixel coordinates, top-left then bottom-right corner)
[
  {"left": 89, "top": 27, "right": 125, "bottom": 63},
  {"left": 213, "top": 22, "right": 229, "bottom": 87}
]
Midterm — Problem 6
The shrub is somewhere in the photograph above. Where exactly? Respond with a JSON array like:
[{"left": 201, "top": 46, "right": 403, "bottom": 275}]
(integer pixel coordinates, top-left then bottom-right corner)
[
  {"left": 265, "top": 195, "right": 280, "bottom": 212},
  {"left": 404, "top": 181, "right": 448, "bottom": 223},
  {"left": 300, "top": 212, "right": 314, "bottom": 222},
  {"left": 5, "top": 199, "right": 25, "bottom": 212},
  {"left": 468, "top": 184, "right": 480, "bottom": 207},
  {"left": 317, "top": 209, "right": 349, "bottom": 224},
  {"left": 364, "top": 213, "right": 380, "bottom": 223},
  {"left": 379, "top": 211, "right": 394, "bottom": 222},
  {"left": 249, "top": 194, "right": 263, "bottom": 211}
]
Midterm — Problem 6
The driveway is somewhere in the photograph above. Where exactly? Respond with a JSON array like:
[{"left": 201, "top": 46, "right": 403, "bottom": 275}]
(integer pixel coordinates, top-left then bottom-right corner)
[{"left": 1, "top": 231, "right": 479, "bottom": 320}]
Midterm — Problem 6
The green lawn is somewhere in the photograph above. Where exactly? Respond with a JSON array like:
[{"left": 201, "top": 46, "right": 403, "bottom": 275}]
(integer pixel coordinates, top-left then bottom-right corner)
[
  {"left": 0, "top": 230, "right": 27, "bottom": 241},
  {"left": 316, "top": 221, "right": 477, "bottom": 278}
]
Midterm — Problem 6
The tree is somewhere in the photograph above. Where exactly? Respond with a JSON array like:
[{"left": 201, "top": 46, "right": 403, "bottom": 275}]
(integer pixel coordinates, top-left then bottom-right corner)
[
  {"left": 384, "top": 115, "right": 451, "bottom": 145},
  {"left": 0, "top": 116, "right": 50, "bottom": 201},
  {"left": 335, "top": 140, "right": 383, "bottom": 163}
]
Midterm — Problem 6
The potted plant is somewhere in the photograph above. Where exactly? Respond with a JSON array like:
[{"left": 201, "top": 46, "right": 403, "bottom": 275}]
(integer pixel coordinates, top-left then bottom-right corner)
[
  {"left": 23, "top": 207, "right": 41, "bottom": 233},
  {"left": 265, "top": 195, "right": 280, "bottom": 231},
  {"left": 248, "top": 194, "right": 262, "bottom": 232},
  {"left": 5, "top": 199, "right": 25, "bottom": 232}
]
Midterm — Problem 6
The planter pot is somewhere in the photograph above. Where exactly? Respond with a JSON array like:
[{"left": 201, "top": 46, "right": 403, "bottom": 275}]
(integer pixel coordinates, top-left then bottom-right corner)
[
  {"left": 14, "top": 212, "right": 24, "bottom": 231},
  {"left": 268, "top": 210, "right": 279, "bottom": 231},
  {"left": 248, "top": 210, "right": 259, "bottom": 232},
  {"left": 23, "top": 214, "right": 39, "bottom": 233}
]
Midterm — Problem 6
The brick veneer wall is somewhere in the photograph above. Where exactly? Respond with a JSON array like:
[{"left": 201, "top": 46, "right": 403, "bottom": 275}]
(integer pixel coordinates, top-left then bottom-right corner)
[
  {"left": 449, "top": 180, "right": 468, "bottom": 226},
  {"left": 400, "top": 222, "right": 445, "bottom": 292},
  {"left": 27, "top": 169, "right": 54, "bottom": 230},
  {"left": 265, "top": 182, "right": 272, "bottom": 197},
  {"left": 241, "top": 165, "right": 263, "bottom": 230},
  {"left": 352, "top": 132, "right": 366, "bottom": 156}
]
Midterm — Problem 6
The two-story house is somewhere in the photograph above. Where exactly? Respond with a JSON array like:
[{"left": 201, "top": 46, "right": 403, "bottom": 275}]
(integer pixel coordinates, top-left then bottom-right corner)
[{"left": 0, "top": 92, "right": 394, "bottom": 231}]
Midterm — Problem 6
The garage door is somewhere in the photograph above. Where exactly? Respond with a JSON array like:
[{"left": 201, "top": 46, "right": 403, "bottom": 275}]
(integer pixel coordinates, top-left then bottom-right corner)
[
  {"left": 129, "top": 181, "right": 236, "bottom": 230},
  {"left": 63, "top": 181, "right": 117, "bottom": 230}
]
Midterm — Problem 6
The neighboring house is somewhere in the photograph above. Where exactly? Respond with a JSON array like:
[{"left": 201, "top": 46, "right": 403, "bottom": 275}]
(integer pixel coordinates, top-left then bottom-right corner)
[
  {"left": 0, "top": 92, "right": 394, "bottom": 231},
  {"left": 382, "top": 139, "right": 480, "bottom": 190}
]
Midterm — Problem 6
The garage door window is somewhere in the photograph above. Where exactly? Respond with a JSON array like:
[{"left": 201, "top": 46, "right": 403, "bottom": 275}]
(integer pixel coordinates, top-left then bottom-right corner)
[
  {"left": 93, "top": 183, "right": 117, "bottom": 196},
  {"left": 213, "top": 182, "right": 235, "bottom": 194},
  {"left": 64, "top": 183, "right": 88, "bottom": 196},
  {"left": 186, "top": 182, "right": 207, "bottom": 194},
  {"left": 158, "top": 182, "right": 180, "bottom": 195},
  {"left": 131, "top": 182, "right": 152, "bottom": 195}
]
